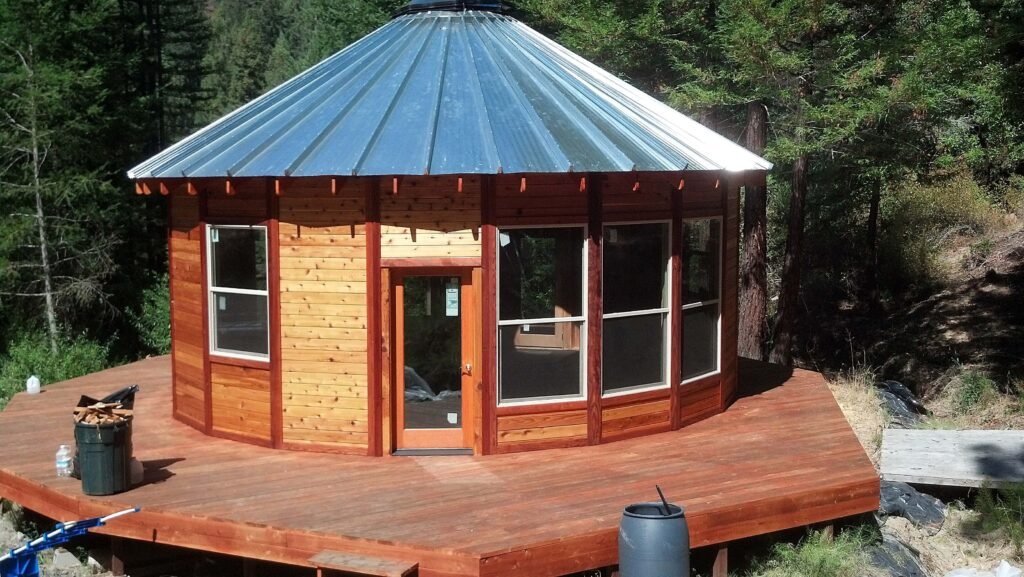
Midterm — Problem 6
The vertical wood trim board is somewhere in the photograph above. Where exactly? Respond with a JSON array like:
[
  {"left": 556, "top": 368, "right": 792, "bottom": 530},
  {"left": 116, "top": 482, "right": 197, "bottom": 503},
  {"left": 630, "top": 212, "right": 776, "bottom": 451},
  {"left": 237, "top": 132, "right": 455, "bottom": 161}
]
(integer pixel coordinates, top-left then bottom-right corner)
[
  {"left": 670, "top": 178, "right": 684, "bottom": 430},
  {"left": 268, "top": 183, "right": 284, "bottom": 448},
  {"left": 587, "top": 174, "right": 603, "bottom": 445},
  {"left": 481, "top": 175, "right": 497, "bottom": 454},
  {"left": 199, "top": 189, "right": 212, "bottom": 435},
  {"left": 366, "top": 178, "right": 383, "bottom": 456},
  {"left": 720, "top": 176, "right": 740, "bottom": 409}
]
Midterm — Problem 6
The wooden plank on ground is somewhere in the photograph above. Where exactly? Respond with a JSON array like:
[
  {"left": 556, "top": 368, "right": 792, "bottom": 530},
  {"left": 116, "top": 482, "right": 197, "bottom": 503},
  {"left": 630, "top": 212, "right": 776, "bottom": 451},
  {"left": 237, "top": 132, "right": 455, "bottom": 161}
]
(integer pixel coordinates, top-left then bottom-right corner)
[{"left": 881, "top": 429, "right": 1024, "bottom": 487}]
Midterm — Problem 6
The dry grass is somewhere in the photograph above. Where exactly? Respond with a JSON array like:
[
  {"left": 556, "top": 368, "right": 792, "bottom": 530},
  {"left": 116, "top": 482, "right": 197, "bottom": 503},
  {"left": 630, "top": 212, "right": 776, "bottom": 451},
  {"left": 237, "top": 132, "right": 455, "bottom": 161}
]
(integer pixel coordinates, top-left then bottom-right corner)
[
  {"left": 883, "top": 506, "right": 1019, "bottom": 575},
  {"left": 828, "top": 366, "right": 887, "bottom": 468}
]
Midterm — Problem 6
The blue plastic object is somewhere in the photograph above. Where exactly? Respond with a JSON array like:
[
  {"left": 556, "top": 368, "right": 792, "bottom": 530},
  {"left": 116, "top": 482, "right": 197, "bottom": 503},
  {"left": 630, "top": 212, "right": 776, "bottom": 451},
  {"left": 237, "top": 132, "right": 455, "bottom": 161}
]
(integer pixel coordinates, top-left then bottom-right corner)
[{"left": 0, "top": 508, "right": 138, "bottom": 577}]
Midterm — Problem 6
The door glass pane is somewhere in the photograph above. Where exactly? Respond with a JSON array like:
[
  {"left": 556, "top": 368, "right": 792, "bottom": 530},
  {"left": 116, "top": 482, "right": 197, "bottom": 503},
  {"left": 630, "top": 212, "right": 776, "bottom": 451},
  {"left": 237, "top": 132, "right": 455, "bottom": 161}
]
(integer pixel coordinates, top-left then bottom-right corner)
[{"left": 404, "top": 276, "right": 462, "bottom": 430}]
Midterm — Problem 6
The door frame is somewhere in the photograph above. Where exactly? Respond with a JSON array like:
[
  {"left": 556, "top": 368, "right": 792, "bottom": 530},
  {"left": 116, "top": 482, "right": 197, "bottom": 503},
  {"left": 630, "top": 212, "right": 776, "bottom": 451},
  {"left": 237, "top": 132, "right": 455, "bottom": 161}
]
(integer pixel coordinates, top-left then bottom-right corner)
[{"left": 387, "top": 266, "right": 480, "bottom": 453}]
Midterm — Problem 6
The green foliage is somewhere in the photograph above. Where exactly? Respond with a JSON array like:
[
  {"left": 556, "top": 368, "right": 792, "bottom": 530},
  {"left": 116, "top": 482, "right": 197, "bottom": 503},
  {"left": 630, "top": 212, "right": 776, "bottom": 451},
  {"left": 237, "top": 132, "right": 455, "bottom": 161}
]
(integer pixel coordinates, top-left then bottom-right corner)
[
  {"left": 955, "top": 369, "right": 999, "bottom": 414},
  {"left": 742, "top": 529, "right": 875, "bottom": 577},
  {"left": 129, "top": 274, "right": 171, "bottom": 356},
  {"left": 976, "top": 483, "right": 1024, "bottom": 556},
  {"left": 0, "top": 333, "right": 111, "bottom": 409}
]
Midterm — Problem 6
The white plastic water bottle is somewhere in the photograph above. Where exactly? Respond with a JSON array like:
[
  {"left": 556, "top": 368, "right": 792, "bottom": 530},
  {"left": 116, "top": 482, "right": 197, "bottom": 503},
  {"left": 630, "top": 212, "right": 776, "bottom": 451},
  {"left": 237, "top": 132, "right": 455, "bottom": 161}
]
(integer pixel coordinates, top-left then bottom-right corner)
[{"left": 55, "top": 445, "right": 73, "bottom": 478}]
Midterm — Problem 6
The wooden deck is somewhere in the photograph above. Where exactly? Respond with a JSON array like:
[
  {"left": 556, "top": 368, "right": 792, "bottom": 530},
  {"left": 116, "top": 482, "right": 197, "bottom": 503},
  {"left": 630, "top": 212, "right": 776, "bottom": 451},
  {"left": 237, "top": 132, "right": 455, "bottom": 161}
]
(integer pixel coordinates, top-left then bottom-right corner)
[{"left": 0, "top": 357, "right": 878, "bottom": 577}]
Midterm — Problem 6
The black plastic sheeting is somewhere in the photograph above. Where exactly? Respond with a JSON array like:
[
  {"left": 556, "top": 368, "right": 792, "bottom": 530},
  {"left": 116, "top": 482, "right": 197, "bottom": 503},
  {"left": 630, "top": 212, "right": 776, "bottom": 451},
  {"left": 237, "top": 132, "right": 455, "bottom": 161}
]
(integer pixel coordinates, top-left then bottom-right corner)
[
  {"left": 870, "top": 533, "right": 929, "bottom": 577},
  {"left": 876, "top": 380, "right": 929, "bottom": 428},
  {"left": 880, "top": 481, "right": 946, "bottom": 535}
]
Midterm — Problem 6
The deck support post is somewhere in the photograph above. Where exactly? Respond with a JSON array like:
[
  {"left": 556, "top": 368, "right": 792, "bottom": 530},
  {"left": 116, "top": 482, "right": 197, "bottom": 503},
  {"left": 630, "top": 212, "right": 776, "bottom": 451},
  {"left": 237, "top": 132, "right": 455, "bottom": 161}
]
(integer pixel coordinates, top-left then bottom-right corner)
[
  {"left": 712, "top": 544, "right": 728, "bottom": 577},
  {"left": 109, "top": 536, "right": 127, "bottom": 576}
]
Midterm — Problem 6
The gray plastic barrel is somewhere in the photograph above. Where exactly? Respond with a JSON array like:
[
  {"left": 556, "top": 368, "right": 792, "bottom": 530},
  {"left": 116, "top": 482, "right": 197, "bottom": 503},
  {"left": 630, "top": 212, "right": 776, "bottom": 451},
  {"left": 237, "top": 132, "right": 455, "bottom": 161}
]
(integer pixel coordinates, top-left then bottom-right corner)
[{"left": 618, "top": 502, "right": 689, "bottom": 577}]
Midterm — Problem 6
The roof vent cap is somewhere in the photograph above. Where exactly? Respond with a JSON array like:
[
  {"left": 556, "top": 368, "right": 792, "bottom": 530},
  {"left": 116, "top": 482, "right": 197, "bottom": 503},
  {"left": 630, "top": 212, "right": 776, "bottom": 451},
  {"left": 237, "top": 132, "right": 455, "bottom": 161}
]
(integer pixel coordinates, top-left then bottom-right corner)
[{"left": 396, "top": 0, "right": 506, "bottom": 16}]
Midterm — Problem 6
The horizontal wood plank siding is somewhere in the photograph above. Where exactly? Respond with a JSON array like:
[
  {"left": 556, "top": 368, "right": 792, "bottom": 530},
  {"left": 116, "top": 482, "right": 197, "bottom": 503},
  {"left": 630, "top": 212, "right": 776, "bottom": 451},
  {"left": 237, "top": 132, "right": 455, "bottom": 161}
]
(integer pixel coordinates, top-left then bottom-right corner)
[
  {"left": 494, "top": 174, "right": 587, "bottom": 226},
  {"left": 601, "top": 396, "right": 672, "bottom": 441},
  {"left": 279, "top": 178, "right": 369, "bottom": 451},
  {"left": 169, "top": 192, "right": 205, "bottom": 430},
  {"left": 495, "top": 408, "right": 589, "bottom": 452},
  {"left": 210, "top": 360, "right": 272, "bottom": 442},
  {"left": 679, "top": 375, "right": 722, "bottom": 427},
  {"left": 602, "top": 173, "right": 674, "bottom": 222},
  {"left": 380, "top": 176, "right": 481, "bottom": 260}
]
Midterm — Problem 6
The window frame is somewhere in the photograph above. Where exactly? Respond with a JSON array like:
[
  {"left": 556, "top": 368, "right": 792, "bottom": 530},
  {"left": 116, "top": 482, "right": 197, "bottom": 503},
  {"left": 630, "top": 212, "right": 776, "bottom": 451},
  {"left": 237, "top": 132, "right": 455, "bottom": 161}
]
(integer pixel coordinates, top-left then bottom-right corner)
[
  {"left": 496, "top": 223, "right": 589, "bottom": 407},
  {"left": 601, "top": 220, "right": 673, "bottom": 398},
  {"left": 205, "top": 223, "right": 271, "bottom": 363},
  {"left": 680, "top": 217, "right": 723, "bottom": 385}
]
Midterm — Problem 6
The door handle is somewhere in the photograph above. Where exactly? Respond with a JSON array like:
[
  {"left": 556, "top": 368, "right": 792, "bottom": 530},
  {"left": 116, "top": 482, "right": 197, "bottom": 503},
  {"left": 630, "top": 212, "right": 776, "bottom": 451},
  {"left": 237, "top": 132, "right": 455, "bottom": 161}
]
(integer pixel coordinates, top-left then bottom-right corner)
[{"left": 462, "top": 362, "right": 473, "bottom": 376}]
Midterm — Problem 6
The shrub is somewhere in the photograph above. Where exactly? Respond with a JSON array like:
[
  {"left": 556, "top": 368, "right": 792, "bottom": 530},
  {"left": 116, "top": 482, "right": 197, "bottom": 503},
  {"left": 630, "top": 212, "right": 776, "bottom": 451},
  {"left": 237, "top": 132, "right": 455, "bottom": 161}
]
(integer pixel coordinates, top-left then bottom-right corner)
[
  {"left": 129, "top": 274, "right": 171, "bottom": 356},
  {"left": 955, "top": 369, "right": 998, "bottom": 414},
  {"left": 0, "top": 333, "right": 111, "bottom": 409},
  {"left": 976, "top": 483, "right": 1024, "bottom": 556},
  {"left": 744, "top": 529, "right": 874, "bottom": 577}
]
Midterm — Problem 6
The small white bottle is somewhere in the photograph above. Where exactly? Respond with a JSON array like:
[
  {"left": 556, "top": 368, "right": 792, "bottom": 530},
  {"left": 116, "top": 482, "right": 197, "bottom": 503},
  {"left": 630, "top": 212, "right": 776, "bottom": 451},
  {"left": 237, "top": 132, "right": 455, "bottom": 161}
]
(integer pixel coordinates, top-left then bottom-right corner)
[{"left": 55, "top": 445, "right": 73, "bottom": 478}]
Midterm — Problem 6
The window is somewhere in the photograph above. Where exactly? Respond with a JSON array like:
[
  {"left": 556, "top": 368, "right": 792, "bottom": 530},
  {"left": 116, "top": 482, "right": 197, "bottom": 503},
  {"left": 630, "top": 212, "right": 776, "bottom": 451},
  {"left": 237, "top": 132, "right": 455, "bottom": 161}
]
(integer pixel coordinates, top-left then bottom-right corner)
[
  {"left": 207, "top": 225, "right": 269, "bottom": 360},
  {"left": 602, "top": 223, "right": 670, "bottom": 395},
  {"left": 682, "top": 219, "right": 721, "bottom": 381},
  {"left": 498, "top": 227, "right": 586, "bottom": 403}
]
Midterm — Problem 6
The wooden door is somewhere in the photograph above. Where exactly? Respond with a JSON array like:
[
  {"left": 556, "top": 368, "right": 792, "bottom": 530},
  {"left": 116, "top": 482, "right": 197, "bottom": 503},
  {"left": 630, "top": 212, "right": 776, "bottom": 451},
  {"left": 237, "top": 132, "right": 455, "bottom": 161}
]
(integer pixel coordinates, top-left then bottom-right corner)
[{"left": 394, "top": 270, "right": 475, "bottom": 451}]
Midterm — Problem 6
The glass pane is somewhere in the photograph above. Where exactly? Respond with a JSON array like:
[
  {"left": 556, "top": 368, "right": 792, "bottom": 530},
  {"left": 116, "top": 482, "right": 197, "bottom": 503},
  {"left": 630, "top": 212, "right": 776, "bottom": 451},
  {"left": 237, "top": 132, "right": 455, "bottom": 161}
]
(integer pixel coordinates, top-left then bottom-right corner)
[
  {"left": 499, "top": 322, "right": 583, "bottom": 401},
  {"left": 499, "top": 228, "right": 584, "bottom": 321},
  {"left": 403, "top": 277, "right": 462, "bottom": 430},
  {"left": 211, "top": 227, "right": 267, "bottom": 291},
  {"left": 212, "top": 292, "right": 268, "bottom": 355},
  {"left": 604, "top": 223, "right": 668, "bottom": 314},
  {"left": 682, "top": 304, "right": 719, "bottom": 380},
  {"left": 603, "top": 313, "right": 667, "bottom": 393},
  {"left": 683, "top": 220, "right": 720, "bottom": 304}
]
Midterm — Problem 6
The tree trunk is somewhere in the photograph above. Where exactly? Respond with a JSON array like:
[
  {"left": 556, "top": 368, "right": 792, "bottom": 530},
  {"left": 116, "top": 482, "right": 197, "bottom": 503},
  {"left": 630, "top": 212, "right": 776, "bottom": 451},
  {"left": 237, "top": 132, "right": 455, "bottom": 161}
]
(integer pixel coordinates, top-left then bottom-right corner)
[
  {"left": 769, "top": 153, "right": 809, "bottom": 366},
  {"left": 739, "top": 102, "right": 768, "bottom": 360},
  {"left": 863, "top": 182, "right": 881, "bottom": 309},
  {"left": 25, "top": 45, "right": 59, "bottom": 353}
]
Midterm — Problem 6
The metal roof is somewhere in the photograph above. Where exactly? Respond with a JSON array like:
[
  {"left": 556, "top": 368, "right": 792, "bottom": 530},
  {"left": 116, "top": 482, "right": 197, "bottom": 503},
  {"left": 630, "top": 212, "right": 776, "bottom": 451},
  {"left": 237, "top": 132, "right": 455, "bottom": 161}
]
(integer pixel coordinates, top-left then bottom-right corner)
[{"left": 128, "top": 10, "right": 772, "bottom": 180}]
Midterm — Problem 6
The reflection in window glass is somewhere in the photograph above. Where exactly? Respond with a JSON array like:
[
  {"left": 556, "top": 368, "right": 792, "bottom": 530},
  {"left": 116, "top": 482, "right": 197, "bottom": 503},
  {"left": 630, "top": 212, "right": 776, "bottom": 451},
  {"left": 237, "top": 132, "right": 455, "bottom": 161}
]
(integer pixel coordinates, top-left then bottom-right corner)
[
  {"left": 499, "top": 228, "right": 583, "bottom": 321},
  {"left": 602, "top": 223, "right": 669, "bottom": 394},
  {"left": 603, "top": 223, "right": 668, "bottom": 315},
  {"left": 682, "top": 220, "right": 720, "bottom": 304},
  {"left": 682, "top": 304, "right": 719, "bottom": 380},
  {"left": 681, "top": 219, "right": 721, "bottom": 381},
  {"left": 498, "top": 227, "right": 586, "bottom": 403},
  {"left": 211, "top": 228, "right": 267, "bottom": 291},
  {"left": 209, "top": 226, "right": 269, "bottom": 358}
]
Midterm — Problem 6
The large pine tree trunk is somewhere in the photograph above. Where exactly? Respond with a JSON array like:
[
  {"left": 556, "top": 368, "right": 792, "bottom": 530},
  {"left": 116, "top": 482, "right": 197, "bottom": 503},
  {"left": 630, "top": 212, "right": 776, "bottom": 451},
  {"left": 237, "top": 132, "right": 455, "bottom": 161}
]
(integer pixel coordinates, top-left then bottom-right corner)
[
  {"left": 739, "top": 102, "right": 768, "bottom": 360},
  {"left": 770, "top": 153, "right": 809, "bottom": 366}
]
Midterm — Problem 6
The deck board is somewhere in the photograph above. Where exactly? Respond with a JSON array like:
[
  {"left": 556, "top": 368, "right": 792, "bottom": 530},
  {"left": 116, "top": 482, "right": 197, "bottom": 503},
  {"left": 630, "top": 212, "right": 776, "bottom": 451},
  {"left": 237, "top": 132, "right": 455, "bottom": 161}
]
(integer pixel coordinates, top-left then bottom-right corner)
[{"left": 0, "top": 357, "right": 878, "bottom": 577}]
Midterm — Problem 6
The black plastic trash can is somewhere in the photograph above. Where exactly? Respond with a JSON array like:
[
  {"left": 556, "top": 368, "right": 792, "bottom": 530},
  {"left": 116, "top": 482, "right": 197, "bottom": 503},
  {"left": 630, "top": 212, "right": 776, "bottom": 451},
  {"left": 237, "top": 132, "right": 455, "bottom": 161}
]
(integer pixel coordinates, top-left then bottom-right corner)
[
  {"left": 618, "top": 502, "right": 689, "bottom": 577},
  {"left": 74, "top": 419, "right": 132, "bottom": 496}
]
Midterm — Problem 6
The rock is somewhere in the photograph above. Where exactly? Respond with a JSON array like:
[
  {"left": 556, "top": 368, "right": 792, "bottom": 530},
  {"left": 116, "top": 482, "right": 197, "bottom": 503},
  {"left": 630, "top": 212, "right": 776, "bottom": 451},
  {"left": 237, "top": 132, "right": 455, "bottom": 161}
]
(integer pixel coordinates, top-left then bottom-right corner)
[
  {"left": 880, "top": 481, "right": 946, "bottom": 535},
  {"left": 50, "top": 547, "right": 83, "bottom": 571},
  {"left": 870, "top": 532, "right": 929, "bottom": 577},
  {"left": 876, "top": 380, "right": 929, "bottom": 428}
]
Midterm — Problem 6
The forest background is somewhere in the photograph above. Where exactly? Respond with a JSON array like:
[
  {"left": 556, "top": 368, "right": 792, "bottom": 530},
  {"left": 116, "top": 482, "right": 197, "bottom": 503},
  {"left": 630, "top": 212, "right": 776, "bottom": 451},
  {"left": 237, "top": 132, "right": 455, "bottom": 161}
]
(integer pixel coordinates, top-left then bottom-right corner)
[{"left": 0, "top": 0, "right": 1021, "bottom": 404}]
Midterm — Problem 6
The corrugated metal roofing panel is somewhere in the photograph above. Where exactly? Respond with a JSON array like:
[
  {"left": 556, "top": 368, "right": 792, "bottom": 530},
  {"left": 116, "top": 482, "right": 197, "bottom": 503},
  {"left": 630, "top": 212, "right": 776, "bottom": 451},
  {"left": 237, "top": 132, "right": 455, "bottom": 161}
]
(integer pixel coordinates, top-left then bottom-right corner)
[{"left": 128, "top": 10, "right": 771, "bottom": 180}]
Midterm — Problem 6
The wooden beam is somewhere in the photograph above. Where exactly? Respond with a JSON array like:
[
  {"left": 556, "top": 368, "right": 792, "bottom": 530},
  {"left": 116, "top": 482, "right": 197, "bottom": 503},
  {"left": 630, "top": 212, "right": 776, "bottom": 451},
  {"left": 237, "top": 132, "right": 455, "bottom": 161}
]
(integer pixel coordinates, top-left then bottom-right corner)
[
  {"left": 268, "top": 179, "right": 283, "bottom": 450},
  {"left": 187, "top": 182, "right": 198, "bottom": 196},
  {"left": 481, "top": 175, "right": 497, "bottom": 455},
  {"left": 712, "top": 544, "right": 728, "bottom": 577},
  {"left": 226, "top": 179, "right": 236, "bottom": 196},
  {"left": 159, "top": 182, "right": 170, "bottom": 196}
]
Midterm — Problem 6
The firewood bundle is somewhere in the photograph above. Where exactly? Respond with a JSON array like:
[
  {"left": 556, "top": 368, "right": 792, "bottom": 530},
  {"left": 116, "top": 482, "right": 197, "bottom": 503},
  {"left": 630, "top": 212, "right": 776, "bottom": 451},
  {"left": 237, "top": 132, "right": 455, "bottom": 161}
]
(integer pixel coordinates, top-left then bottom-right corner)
[{"left": 73, "top": 402, "right": 133, "bottom": 426}]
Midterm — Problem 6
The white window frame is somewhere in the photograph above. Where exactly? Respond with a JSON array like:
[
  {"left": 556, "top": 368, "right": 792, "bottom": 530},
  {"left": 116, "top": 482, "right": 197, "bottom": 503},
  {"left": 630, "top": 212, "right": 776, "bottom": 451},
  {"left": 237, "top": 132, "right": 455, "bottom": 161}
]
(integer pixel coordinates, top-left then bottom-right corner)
[
  {"left": 681, "top": 217, "right": 722, "bottom": 385},
  {"left": 601, "top": 220, "right": 672, "bottom": 398},
  {"left": 496, "top": 223, "right": 588, "bottom": 407},
  {"left": 206, "top": 224, "right": 271, "bottom": 362}
]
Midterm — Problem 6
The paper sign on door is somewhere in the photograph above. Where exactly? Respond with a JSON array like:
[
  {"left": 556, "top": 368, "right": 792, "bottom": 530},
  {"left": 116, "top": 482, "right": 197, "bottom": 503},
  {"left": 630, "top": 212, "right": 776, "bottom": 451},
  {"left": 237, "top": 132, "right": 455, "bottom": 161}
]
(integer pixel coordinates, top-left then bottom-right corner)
[{"left": 445, "top": 280, "right": 459, "bottom": 317}]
